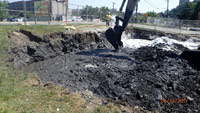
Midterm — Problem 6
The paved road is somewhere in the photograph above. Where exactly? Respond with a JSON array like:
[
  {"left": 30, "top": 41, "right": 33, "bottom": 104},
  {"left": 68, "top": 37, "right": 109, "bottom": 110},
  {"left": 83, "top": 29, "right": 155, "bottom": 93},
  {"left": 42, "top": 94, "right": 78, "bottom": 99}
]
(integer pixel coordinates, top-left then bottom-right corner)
[
  {"left": 1, "top": 21, "right": 199, "bottom": 37},
  {"left": 0, "top": 21, "right": 104, "bottom": 25}
]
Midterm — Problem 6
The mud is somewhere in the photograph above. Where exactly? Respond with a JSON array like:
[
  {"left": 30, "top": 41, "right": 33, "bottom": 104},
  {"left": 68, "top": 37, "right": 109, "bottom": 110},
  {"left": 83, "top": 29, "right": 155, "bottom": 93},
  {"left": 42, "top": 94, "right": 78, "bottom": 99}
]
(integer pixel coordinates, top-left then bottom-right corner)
[{"left": 9, "top": 29, "right": 200, "bottom": 113}]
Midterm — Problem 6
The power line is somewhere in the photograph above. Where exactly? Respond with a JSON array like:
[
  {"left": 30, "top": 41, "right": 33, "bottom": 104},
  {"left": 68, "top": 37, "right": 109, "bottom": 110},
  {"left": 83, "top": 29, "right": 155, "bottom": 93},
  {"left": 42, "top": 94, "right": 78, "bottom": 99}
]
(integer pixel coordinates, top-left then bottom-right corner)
[
  {"left": 143, "top": 0, "right": 160, "bottom": 10},
  {"left": 143, "top": 0, "right": 177, "bottom": 12},
  {"left": 69, "top": 3, "right": 84, "bottom": 7}
]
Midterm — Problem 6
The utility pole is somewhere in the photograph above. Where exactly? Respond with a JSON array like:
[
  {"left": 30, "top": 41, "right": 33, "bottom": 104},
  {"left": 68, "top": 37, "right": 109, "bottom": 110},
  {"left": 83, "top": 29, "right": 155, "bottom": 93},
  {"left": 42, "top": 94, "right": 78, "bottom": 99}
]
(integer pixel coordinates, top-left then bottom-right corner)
[
  {"left": 86, "top": 6, "right": 88, "bottom": 21},
  {"left": 23, "top": 0, "right": 27, "bottom": 25},
  {"left": 112, "top": 2, "right": 116, "bottom": 14},
  {"left": 100, "top": 11, "right": 102, "bottom": 21},
  {"left": 135, "top": 2, "right": 138, "bottom": 23},
  {"left": 48, "top": 0, "right": 52, "bottom": 26},
  {"left": 167, "top": 0, "right": 169, "bottom": 18},
  {"left": 65, "top": 0, "right": 68, "bottom": 25},
  {"left": 77, "top": 5, "right": 79, "bottom": 17}
]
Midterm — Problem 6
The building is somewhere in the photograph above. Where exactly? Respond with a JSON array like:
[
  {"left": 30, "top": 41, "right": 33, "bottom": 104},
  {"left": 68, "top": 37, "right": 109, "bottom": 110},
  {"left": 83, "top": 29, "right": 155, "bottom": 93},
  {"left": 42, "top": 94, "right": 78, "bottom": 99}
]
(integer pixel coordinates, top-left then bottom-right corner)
[
  {"left": 8, "top": 0, "right": 70, "bottom": 21},
  {"left": 179, "top": 0, "right": 189, "bottom": 5},
  {"left": 8, "top": 0, "right": 35, "bottom": 15},
  {"left": 51, "top": 0, "right": 67, "bottom": 21}
]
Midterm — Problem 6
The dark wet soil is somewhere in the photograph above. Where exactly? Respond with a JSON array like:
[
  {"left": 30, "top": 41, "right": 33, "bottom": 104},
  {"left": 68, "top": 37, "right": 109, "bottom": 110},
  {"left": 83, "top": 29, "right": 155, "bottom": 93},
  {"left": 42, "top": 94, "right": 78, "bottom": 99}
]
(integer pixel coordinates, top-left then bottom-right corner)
[{"left": 9, "top": 29, "right": 200, "bottom": 113}]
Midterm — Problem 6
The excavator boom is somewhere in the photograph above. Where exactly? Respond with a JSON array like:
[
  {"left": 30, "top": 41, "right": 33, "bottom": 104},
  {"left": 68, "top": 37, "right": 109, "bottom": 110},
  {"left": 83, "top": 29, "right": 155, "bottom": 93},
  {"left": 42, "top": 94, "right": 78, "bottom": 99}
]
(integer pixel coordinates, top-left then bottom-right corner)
[{"left": 105, "top": 0, "right": 139, "bottom": 51}]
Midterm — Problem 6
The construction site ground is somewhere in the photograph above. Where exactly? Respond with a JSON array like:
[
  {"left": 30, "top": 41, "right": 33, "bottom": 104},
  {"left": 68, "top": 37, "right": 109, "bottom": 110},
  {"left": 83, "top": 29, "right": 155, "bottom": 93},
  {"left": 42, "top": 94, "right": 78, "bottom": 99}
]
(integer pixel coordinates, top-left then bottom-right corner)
[{"left": 6, "top": 25, "right": 200, "bottom": 113}]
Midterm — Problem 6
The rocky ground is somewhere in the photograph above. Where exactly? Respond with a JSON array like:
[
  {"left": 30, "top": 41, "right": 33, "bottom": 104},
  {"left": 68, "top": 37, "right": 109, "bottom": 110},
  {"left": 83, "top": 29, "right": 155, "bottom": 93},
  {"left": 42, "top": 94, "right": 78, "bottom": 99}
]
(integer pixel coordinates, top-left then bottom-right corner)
[{"left": 8, "top": 28, "right": 200, "bottom": 113}]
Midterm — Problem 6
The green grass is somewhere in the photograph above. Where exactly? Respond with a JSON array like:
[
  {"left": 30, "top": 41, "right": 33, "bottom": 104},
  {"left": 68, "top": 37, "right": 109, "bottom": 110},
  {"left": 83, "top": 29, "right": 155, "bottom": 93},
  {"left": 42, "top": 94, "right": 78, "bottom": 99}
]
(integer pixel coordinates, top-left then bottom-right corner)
[
  {"left": 0, "top": 25, "right": 123, "bottom": 113},
  {"left": 0, "top": 67, "right": 86, "bottom": 113}
]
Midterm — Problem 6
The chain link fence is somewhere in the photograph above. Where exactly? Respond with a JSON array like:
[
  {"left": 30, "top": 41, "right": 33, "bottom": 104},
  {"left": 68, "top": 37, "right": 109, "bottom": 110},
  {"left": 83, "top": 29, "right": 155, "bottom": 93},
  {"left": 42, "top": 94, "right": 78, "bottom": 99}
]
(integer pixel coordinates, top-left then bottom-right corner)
[
  {"left": 147, "top": 17, "right": 200, "bottom": 30},
  {"left": 0, "top": 0, "right": 108, "bottom": 25}
]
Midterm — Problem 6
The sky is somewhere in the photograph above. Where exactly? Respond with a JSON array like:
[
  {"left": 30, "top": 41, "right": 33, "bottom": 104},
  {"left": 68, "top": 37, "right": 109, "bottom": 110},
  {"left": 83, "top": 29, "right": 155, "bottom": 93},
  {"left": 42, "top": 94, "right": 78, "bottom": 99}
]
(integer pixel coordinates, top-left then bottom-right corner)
[
  {"left": 7, "top": 0, "right": 193, "bottom": 13},
  {"left": 68, "top": 0, "right": 180, "bottom": 13}
]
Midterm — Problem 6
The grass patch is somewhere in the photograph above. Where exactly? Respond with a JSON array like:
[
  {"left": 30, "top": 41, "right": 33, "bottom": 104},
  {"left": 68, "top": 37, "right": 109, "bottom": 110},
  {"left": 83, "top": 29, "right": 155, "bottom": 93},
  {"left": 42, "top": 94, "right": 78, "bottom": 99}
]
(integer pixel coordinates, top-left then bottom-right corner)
[
  {"left": 0, "top": 63, "right": 123, "bottom": 113},
  {"left": 0, "top": 25, "right": 123, "bottom": 113},
  {"left": 0, "top": 65, "right": 86, "bottom": 113}
]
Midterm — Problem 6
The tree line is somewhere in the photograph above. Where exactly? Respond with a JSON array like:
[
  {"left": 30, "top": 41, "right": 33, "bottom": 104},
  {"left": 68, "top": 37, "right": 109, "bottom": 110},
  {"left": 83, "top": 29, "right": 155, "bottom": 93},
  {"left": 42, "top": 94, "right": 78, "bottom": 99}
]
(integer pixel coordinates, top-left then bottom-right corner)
[
  {"left": 1, "top": 0, "right": 199, "bottom": 21},
  {"left": 80, "top": 5, "right": 113, "bottom": 21},
  {"left": 147, "top": 0, "right": 200, "bottom": 20},
  {"left": 80, "top": 0, "right": 200, "bottom": 22},
  {"left": 0, "top": 1, "right": 32, "bottom": 21}
]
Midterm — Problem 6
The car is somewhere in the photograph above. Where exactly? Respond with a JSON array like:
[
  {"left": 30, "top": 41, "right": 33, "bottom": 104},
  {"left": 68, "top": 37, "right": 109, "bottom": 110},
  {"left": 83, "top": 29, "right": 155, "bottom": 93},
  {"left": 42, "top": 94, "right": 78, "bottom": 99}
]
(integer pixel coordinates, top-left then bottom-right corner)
[
  {"left": 11, "top": 18, "right": 27, "bottom": 22},
  {"left": 72, "top": 17, "right": 83, "bottom": 22}
]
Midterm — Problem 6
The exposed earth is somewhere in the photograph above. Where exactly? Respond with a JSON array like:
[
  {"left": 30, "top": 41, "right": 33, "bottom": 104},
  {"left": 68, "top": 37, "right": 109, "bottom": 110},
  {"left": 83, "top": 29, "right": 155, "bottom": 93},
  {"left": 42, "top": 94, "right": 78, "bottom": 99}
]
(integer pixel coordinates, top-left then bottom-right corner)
[{"left": 8, "top": 28, "right": 200, "bottom": 113}]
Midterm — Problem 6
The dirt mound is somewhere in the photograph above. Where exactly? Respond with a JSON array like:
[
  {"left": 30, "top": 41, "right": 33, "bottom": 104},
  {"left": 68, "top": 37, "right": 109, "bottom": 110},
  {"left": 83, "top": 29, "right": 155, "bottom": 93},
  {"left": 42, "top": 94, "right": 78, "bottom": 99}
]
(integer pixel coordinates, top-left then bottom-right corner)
[
  {"left": 9, "top": 29, "right": 200, "bottom": 113},
  {"left": 9, "top": 30, "right": 106, "bottom": 68},
  {"left": 126, "top": 28, "right": 192, "bottom": 41}
]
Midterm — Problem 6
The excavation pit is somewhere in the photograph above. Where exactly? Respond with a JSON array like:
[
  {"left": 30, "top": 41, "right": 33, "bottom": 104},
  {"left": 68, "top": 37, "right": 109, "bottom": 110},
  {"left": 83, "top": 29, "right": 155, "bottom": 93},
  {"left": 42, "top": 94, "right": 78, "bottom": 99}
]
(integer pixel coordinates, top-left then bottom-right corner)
[{"left": 9, "top": 28, "right": 200, "bottom": 113}]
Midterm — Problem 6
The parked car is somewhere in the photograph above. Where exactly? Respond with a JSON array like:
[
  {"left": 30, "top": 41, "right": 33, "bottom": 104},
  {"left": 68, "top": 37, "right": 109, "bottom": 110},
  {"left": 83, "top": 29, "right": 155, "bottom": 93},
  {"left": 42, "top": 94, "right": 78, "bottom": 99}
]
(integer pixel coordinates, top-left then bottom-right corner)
[
  {"left": 11, "top": 18, "right": 27, "bottom": 22},
  {"left": 11, "top": 18, "right": 23, "bottom": 22},
  {"left": 72, "top": 17, "right": 83, "bottom": 22}
]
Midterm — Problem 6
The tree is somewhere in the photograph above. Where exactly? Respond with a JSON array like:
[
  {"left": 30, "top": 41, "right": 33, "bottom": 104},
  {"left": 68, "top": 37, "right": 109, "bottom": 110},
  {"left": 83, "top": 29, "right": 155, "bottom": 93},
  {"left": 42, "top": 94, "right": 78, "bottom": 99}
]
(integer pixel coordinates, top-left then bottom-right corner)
[
  {"left": 0, "top": 1, "right": 9, "bottom": 21},
  {"left": 168, "top": 2, "right": 197, "bottom": 20},
  {"left": 17, "top": 12, "right": 32, "bottom": 19},
  {"left": 192, "top": 0, "right": 200, "bottom": 20},
  {"left": 137, "top": 15, "right": 146, "bottom": 23},
  {"left": 81, "top": 6, "right": 110, "bottom": 20},
  {"left": 147, "top": 11, "right": 158, "bottom": 17},
  {"left": 99, "top": 6, "right": 110, "bottom": 20},
  {"left": 157, "top": 12, "right": 166, "bottom": 18}
]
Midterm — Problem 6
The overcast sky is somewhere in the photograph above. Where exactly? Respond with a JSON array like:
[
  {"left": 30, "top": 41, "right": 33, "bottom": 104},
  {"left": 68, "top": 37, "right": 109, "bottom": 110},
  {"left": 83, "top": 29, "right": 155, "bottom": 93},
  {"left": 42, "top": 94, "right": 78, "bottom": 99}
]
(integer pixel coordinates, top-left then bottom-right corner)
[{"left": 7, "top": 0, "right": 193, "bottom": 13}]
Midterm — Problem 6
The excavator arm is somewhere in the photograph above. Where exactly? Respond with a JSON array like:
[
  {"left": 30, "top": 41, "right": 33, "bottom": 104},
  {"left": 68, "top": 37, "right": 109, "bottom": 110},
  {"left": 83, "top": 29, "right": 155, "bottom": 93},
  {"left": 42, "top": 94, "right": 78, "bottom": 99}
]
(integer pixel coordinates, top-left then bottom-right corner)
[
  {"left": 105, "top": 0, "right": 139, "bottom": 51},
  {"left": 105, "top": 0, "right": 200, "bottom": 69}
]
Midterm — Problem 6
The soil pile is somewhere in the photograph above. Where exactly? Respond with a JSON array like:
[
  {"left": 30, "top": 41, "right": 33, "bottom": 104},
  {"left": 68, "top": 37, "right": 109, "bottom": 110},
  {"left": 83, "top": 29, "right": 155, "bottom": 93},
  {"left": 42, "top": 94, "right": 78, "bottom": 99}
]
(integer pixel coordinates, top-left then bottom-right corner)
[
  {"left": 9, "top": 30, "right": 106, "bottom": 68},
  {"left": 126, "top": 28, "right": 191, "bottom": 41},
  {"left": 9, "top": 29, "right": 200, "bottom": 113}
]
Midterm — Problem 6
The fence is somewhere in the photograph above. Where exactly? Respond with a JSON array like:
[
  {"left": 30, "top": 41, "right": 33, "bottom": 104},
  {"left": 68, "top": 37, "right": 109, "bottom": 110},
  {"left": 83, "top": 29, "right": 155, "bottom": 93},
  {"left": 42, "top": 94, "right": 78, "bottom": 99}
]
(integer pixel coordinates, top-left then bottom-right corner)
[
  {"left": 129, "top": 16, "right": 200, "bottom": 36},
  {"left": 0, "top": 0, "right": 110, "bottom": 25},
  {"left": 147, "top": 17, "right": 200, "bottom": 30}
]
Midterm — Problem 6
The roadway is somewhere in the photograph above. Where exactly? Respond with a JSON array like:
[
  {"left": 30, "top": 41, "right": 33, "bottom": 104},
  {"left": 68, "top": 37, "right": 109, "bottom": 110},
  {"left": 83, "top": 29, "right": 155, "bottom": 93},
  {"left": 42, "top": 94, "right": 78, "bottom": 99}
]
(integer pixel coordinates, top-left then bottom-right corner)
[{"left": 0, "top": 21, "right": 199, "bottom": 38}]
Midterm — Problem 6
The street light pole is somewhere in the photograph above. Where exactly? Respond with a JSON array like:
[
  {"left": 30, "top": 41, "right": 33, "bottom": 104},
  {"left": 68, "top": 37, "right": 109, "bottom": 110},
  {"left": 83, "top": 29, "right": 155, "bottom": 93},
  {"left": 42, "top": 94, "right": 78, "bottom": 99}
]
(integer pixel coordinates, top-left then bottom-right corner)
[
  {"left": 167, "top": 0, "right": 169, "bottom": 18},
  {"left": 23, "top": 0, "right": 27, "bottom": 25}
]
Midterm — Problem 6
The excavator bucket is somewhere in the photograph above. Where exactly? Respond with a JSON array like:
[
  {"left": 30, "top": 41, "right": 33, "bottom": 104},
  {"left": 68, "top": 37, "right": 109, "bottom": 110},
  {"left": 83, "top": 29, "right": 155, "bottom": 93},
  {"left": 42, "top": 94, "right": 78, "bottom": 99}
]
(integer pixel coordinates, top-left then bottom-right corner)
[
  {"left": 105, "top": 27, "right": 119, "bottom": 50},
  {"left": 181, "top": 50, "right": 200, "bottom": 68}
]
